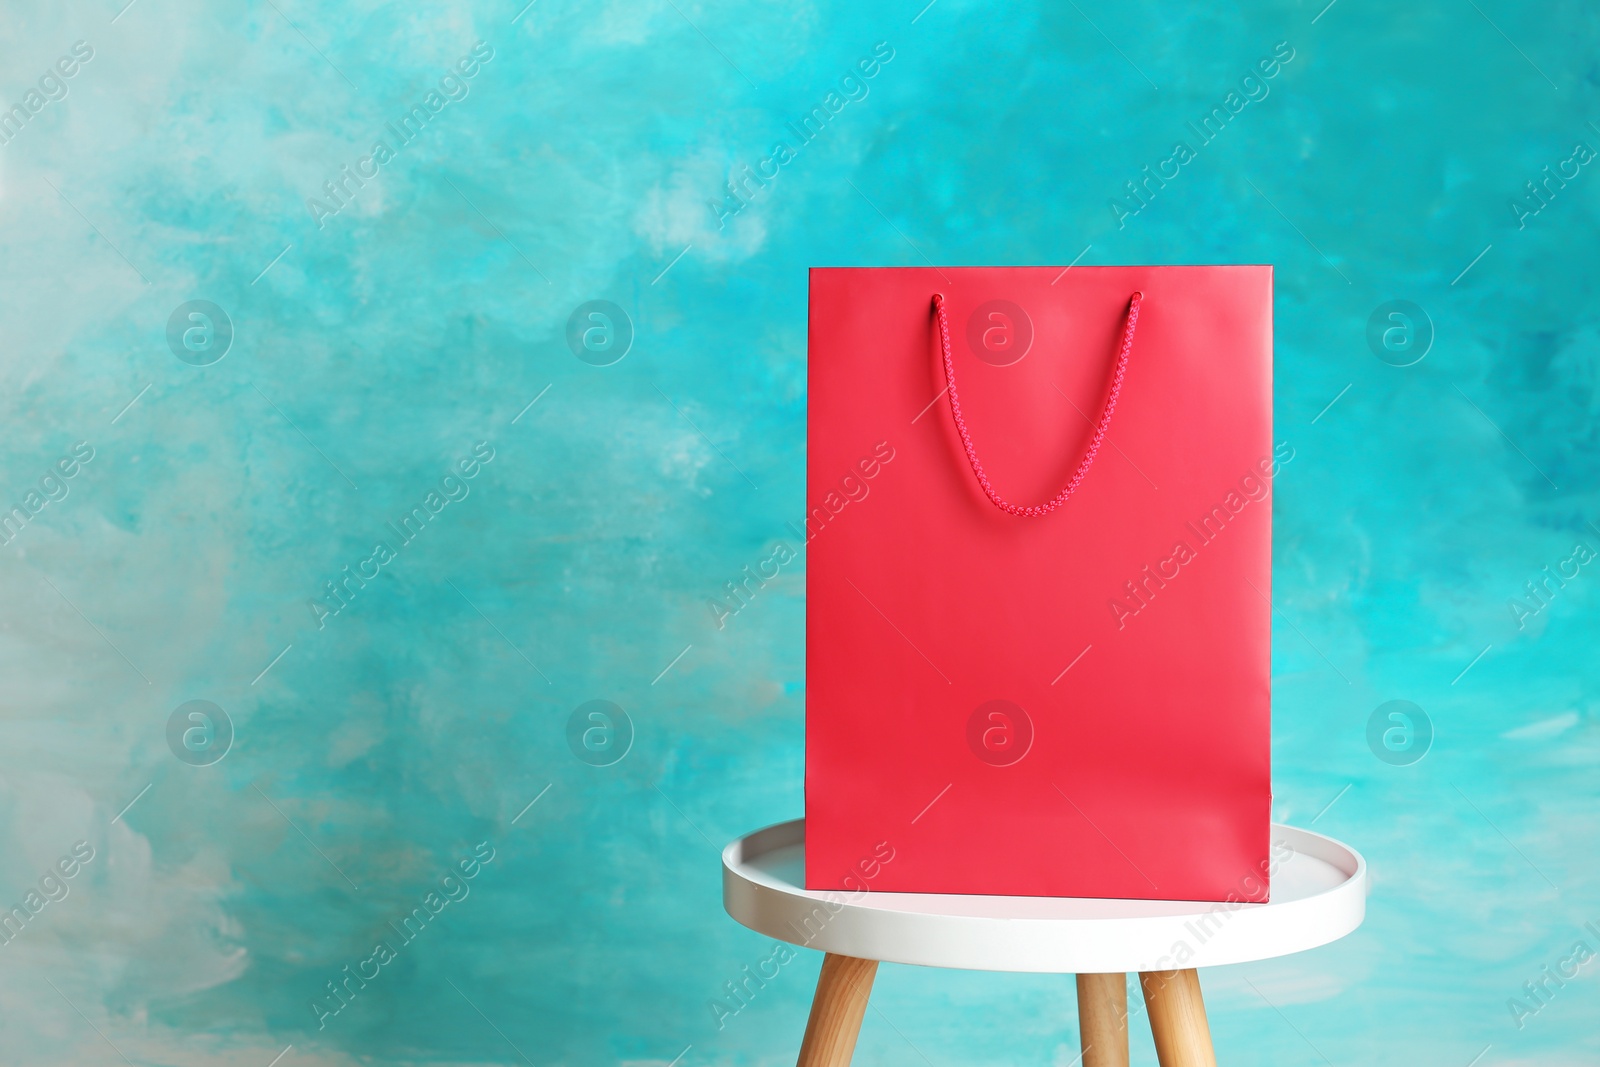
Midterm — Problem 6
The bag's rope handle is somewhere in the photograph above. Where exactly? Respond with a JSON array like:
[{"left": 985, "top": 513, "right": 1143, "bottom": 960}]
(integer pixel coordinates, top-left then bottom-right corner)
[{"left": 932, "top": 291, "right": 1143, "bottom": 517}]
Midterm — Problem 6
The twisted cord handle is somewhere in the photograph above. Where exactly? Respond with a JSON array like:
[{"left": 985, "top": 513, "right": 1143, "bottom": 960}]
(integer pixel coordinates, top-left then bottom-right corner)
[{"left": 932, "top": 291, "right": 1143, "bottom": 517}]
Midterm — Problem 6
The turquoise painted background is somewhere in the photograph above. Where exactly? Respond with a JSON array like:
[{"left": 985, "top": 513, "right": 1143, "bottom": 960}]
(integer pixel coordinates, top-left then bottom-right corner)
[{"left": 1, "top": 0, "right": 1597, "bottom": 1063}]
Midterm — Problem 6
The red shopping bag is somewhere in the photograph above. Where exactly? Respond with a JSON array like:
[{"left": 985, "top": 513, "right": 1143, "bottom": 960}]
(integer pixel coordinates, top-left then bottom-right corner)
[{"left": 805, "top": 266, "right": 1276, "bottom": 902}]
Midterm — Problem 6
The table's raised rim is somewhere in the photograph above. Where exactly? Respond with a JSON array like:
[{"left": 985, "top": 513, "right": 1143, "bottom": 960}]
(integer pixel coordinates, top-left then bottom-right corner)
[{"left": 722, "top": 819, "right": 1367, "bottom": 973}]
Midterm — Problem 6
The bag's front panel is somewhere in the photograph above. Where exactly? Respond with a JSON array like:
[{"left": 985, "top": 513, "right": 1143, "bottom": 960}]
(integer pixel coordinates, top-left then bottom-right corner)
[{"left": 806, "top": 266, "right": 1272, "bottom": 902}]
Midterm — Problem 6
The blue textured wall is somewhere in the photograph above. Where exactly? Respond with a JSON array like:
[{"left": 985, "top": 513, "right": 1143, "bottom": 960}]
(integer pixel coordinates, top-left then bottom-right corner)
[{"left": 1, "top": 1, "right": 1596, "bottom": 1064}]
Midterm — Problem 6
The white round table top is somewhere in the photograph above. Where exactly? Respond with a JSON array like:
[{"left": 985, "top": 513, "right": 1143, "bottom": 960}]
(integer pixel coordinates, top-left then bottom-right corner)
[{"left": 722, "top": 819, "right": 1366, "bottom": 973}]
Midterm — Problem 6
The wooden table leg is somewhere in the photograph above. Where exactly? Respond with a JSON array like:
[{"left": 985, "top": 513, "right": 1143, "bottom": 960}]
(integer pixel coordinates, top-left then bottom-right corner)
[
  {"left": 797, "top": 953, "right": 879, "bottom": 1067},
  {"left": 1076, "top": 973, "right": 1130, "bottom": 1067},
  {"left": 1139, "top": 969, "right": 1217, "bottom": 1067}
]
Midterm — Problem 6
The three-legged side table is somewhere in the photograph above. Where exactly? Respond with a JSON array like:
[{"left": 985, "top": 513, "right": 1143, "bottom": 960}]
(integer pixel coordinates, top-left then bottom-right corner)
[{"left": 722, "top": 820, "right": 1366, "bottom": 1066}]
